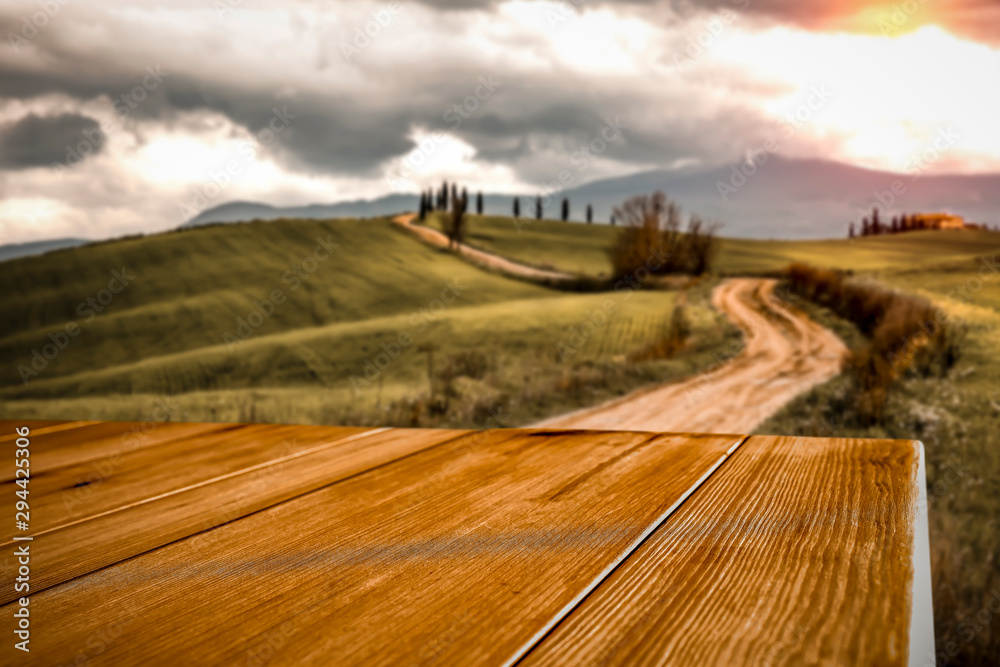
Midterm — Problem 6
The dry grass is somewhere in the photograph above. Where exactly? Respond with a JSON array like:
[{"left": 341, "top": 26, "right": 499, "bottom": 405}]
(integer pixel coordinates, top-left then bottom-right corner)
[
  {"left": 627, "top": 300, "right": 692, "bottom": 363},
  {"left": 785, "top": 263, "right": 961, "bottom": 423}
]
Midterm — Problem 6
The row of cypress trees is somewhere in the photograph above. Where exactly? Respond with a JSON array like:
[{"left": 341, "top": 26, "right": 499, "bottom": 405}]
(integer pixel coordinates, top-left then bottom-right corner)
[
  {"left": 419, "top": 185, "right": 610, "bottom": 225},
  {"left": 418, "top": 181, "right": 482, "bottom": 221},
  {"left": 513, "top": 196, "right": 604, "bottom": 223}
]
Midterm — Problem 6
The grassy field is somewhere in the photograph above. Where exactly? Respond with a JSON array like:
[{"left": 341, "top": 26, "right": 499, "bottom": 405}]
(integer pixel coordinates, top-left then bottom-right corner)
[
  {"left": 758, "top": 250, "right": 1000, "bottom": 665},
  {"left": 422, "top": 212, "right": 1000, "bottom": 277},
  {"left": 0, "top": 216, "right": 737, "bottom": 428}
]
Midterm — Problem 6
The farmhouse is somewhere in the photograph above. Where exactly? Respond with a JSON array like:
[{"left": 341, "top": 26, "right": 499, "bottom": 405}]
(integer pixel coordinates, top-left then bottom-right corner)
[{"left": 911, "top": 213, "right": 967, "bottom": 230}]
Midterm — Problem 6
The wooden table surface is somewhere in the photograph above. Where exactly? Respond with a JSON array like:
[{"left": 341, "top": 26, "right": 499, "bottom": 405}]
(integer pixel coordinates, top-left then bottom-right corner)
[{"left": 0, "top": 420, "right": 933, "bottom": 666}]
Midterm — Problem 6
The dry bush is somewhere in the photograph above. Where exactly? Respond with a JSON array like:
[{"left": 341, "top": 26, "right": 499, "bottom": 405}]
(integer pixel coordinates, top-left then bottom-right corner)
[
  {"left": 785, "top": 263, "right": 960, "bottom": 423},
  {"left": 685, "top": 215, "right": 720, "bottom": 277},
  {"left": 608, "top": 191, "right": 720, "bottom": 280}
]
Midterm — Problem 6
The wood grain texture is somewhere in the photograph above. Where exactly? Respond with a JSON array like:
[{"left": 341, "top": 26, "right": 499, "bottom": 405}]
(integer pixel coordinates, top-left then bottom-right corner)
[
  {"left": 9, "top": 428, "right": 743, "bottom": 666},
  {"left": 4, "top": 422, "right": 368, "bottom": 533},
  {"left": 0, "top": 420, "right": 231, "bottom": 481},
  {"left": 0, "top": 426, "right": 462, "bottom": 604},
  {"left": 520, "top": 434, "right": 921, "bottom": 667},
  {"left": 0, "top": 419, "right": 83, "bottom": 442}
]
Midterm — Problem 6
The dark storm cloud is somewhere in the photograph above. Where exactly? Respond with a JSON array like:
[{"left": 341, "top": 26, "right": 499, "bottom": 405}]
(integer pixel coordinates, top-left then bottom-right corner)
[
  {"left": 0, "top": 113, "right": 104, "bottom": 169},
  {"left": 10, "top": 0, "right": 967, "bottom": 189},
  {"left": 0, "top": 0, "right": 790, "bottom": 183}
]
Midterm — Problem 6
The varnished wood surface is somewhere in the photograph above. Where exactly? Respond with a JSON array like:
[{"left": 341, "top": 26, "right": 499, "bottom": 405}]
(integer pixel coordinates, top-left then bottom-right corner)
[
  {"left": 7, "top": 422, "right": 367, "bottom": 532},
  {"left": 1, "top": 420, "right": 227, "bottom": 480},
  {"left": 520, "top": 435, "right": 922, "bottom": 666},
  {"left": 0, "top": 426, "right": 462, "bottom": 603},
  {"left": 8, "top": 426, "right": 742, "bottom": 665},
  {"left": 0, "top": 421, "right": 928, "bottom": 666}
]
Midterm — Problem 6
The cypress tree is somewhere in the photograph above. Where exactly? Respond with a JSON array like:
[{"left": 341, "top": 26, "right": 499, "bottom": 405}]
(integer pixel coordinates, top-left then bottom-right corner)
[
  {"left": 442, "top": 180, "right": 449, "bottom": 211},
  {"left": 561, "top": 198, "right": 569, "bottom": 222},
  {"left": 418, "top": 193, "right": 427, "bottom": 221},
  {"left": 535, "top": 195, "right": 542, "bottom": 220},
  {"left": 586, "top": 204, "right": 593, "bottom": 224},
  {"left": 476, "top": 191, "right": 483, "bottom": 215},
  {"left": 513, "top": 197, "right": 520, "bottom": 218}
]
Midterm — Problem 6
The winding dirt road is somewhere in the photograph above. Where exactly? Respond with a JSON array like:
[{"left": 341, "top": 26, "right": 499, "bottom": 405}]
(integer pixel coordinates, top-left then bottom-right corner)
[
  {"left": 395, "top": 213, "right": 847, "bottom": 434},
  {"left": 537, "top": 278, "right": 848, "bottom": 433},
  {"left": 394, "top": 213, "right": 573, "bottom": 283}
]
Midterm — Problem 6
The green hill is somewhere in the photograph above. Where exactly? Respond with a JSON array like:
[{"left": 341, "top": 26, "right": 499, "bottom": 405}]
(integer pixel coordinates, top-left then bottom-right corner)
[
  {"left": 0, "top": 216, "right": 735, "bottom": 426},
  {"left": 423, "top": 212, "right": 1000, "bottom": 276}
]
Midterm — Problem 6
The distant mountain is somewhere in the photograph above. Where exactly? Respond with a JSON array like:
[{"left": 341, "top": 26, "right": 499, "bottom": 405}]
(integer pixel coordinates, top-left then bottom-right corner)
[
  {"left": 181, "top": 195, "right": 419, "bottom": 228},
  {"left": 184, "top": 157, "right": 1000, "bottom": 239},
  {"left": 0, "top": 238, "right": 90, "bottom": 263}
]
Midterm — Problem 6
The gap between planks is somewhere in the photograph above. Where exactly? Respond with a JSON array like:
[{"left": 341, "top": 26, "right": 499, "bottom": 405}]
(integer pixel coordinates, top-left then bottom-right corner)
[
  {"left": 0, "top": 427, "right": 489, "bottom": 606},
  {"left": 502, "top": 434, "right": 751, "bottom": 667},
  {"left": 0, "top": 428, "right": 390, "bottom": 547}
]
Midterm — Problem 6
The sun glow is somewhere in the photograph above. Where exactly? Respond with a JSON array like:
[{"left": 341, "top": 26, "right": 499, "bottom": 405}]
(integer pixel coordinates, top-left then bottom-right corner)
[{"left": 714, "top": 25, "right": 1000, "bottom": 172}]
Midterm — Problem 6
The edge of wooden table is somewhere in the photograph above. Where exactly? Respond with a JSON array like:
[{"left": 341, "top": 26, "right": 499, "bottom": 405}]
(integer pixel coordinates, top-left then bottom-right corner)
[{"left": 909, "top": 441, "right": 935, "bottom": 667}]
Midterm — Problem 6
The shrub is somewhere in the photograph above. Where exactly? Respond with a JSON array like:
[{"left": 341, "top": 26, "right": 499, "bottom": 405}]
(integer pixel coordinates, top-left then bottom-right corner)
[
  {"left": 785, "top": 263, "right": 961, "bottom": 423},
  {"left": 608, "top": 191, "right": 720, "bottom": 280}
]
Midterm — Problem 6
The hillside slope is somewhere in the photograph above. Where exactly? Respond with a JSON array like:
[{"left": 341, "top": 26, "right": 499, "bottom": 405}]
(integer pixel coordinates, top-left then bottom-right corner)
[
  {"left": 423, "top": 214, "right": 1000, "bottom": 277},
  {"left": 1, "top": 216, "right": 741, "bottom": 428},
  {"left": 0, "top": 217, "right": 551, "bottom": 391}
]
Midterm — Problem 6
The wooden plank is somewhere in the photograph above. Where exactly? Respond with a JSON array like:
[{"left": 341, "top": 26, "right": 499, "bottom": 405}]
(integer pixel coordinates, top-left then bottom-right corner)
[
  {"left": 0, "top": 426, "right": 457, "bottom": 604},
  {"left": 11, "top": 428, "right": 745, "bottom": 665},
  {"left": 0, "top": 419, "right": 96, "bottom": 445},
  {"left": 0, "top": 420, "right": 235, "bottom": 480},
  {"left": 520, "top": 435, "right": 925, "bottom": 666},
  {"left": 3, "top": 422, "right": 368, "bottom": 533}
]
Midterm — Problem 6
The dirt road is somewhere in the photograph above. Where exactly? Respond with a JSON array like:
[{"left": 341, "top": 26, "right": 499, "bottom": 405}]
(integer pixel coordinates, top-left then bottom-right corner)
[
  {"left": 537, "top": 278, "right": 848, "bottom": 434},
  {"left": 395, "top": 213, "right": 845, "bottom": 434},
  {"left": 393, "top": 213, "right": 573, "bottom": 283}
]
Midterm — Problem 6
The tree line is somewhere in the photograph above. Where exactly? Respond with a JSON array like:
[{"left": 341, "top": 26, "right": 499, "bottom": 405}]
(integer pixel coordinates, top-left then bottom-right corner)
[
  {"left": 420, "top": 184, "right": 609, "bottom": 225},
  {"left": 848, "top": 207, "right": 956, "bottom": 237}
]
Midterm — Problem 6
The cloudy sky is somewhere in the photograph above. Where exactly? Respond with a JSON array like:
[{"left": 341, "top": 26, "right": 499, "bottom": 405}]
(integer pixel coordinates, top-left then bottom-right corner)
[{"left": 1, "top": 0, "right": 998, "bottom": 244}]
